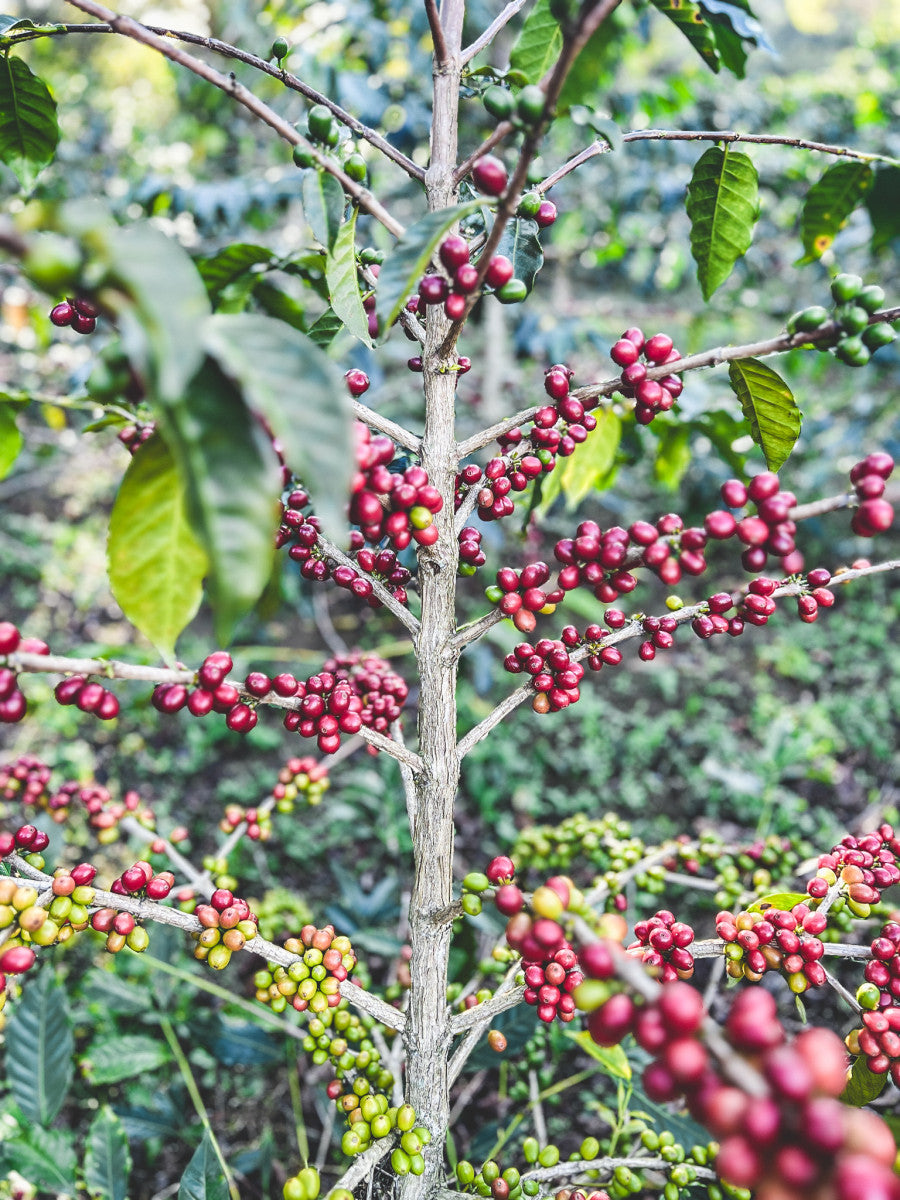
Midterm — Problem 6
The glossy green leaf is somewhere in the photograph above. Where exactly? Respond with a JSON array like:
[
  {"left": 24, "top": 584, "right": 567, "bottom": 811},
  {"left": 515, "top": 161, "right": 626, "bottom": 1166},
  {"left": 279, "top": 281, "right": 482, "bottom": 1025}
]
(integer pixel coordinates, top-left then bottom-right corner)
[
  {"left": 325, "top": 206, "right": 371, "bottom": 344},
  {"left": 0, "top": 1126, "right": 76, "bottom": 1191},
  {"left": 0, "top": 17, "right": 67, "bottom": 42},
  {"left": 495, "top": 217, "right": 544, "bottom": 294},
  {"left": 653, "top": 423, "right": 692, "bottom": 490},
  {"left": 203, "top": 313, "right": 352, "bottom": 540},
  {"left": 686, "top": 146, "right": 759, "bottom": 299},
  {"left": 82, "top": 1033, "right": 171, "bottom": 1085},
  {"left": 559, "top": 408, "right": 621, "bottom": 508},
  {"left": 6, "top": 968, "right": 73, "bottom": 1125},
  {"left": 177, "top": 1131, "right": 229, "bottom": 1200},
  {"left": 0, "top": 54, "right": 59, "bottom": 188},
  {"left": 306, "top": 307, "right": 345, "bottom": 348},
  {"left": 566, "top": 1030, "right": 631, "bottom": 1080},
  {"left": 698, "top": 0, "right": 771, "bottom": 77},
  {"left": 161, "top": 357, "right": 282, "bottom": 645},
  {"left": 729, "top": 358, "right": 801, "bottom": 471},
  {"left": 0, "top": 401, "right": 23, "bottom": 478},
  {"left": 748, "top": 892, "right": 808, "bottom": 913},
  {"left": 842, "top": 1055, "right": 887, "bottom": 1106},
  {"left": 84, "top": 1107, "right": 131, "bottom": 1200},
  {"left": 375, "top": 200, "right": 487, "bottom": 337},
  {"left": 253, "top": 281, "right": 308, "bottom": 330},
  {"left": 196, "top": 243, "right": 271, "bottom": 306},
  {"left": 649, "top": 0, "right": 721, "bottom": 73},
  {"left": 302, "top": 169, "right": 345, "bottom": 250},
  {"left": 107, "top": 433, "right": 208, "bottom": 662},
  {"left": 866, "top": 165, "right": 900, "bottom": 256},
  {"left": 509, "top": 0, "right": 563, "bottom": 83},
  {"left": 798, "top": 161, "right": 874, "bottom": 263},
  {"left": 281, "top": 249, "right": 329, "bottom": 301}
]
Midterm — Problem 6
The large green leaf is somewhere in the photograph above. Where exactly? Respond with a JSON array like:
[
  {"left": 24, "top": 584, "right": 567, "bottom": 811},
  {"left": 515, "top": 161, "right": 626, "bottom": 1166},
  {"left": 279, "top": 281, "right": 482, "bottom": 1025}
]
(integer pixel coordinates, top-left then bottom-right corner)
[
  {"left": 0, "top": 54, "right": 59, "bottom": 188},
  {"left": 0, "top": 1125, "right": 76, "bottom": 1191},
  {"left": 253, "top": 281, "right": 308, "bottom": 331},
  {"left": 84, "top": 1106, "right": 131, "bottom": 1200},
  {"left": 698, "top": 0, "right": 771, "bottom": 77},
  {"left": 325, "top": 205, "right": 371, "bottom": 344},
  {"left": 302, "top": 169, "right": 345, "bottom": 250},
  {"left": 160, "top": 357, "right": 282, "bottom": 645},
  {"left": 306, "top": 307, "right": 345, "bottom": 348},
  {"left": 375, "top": 199, "right": 487, "bottom": 337},
  {"left": 0, "top": 400, "right": 23, "bottom": 478},
  {"left": 866, "top": 165, "right": 900, "bottom": 256},
  {"left": 686, "top": 146, "right": 759, "bottom": 299},
  {"left": 728, "top": 358, "right": 801, "bottom": 471},
  {"left": 509, "top": 0, "right": 563, "bottom": 82},
  {"left": 108, "top": 433, "right": 208, "bottom": 662},
  {"left": 494, "top": 217, "right": 544, "bottom": 295},
  {"left": 177, "top": 1131, "right": 229, "bottom": 1200},
  {"left": 798, "top": 161, "right": 874, "bottom": 263},
  {"left": 649, "top": 0, "right": 721, "bottom": 73},
  {"left": 566, "top": 1030, "right": 631, "bottom": 1080},
  {"left": 202, "top": 312, "right": 352, "bottom": 540},
  {"left": 559, "top": 408, "right": 621, "bottom": 508},
  {"left": 82, "top": 1033, "right": 171, "bottom": 1085},
  {"left": 6, "top": 968, "right": 73, "bottom": 1125},
  {"left": 653, "top": 423, "right": 692, "bottom": 490},
  {"left": 196, "top": 243, "right": 272, "bottom": 306},
  {"left": 842, "top": 1055, "right": 887, "bottom": 1106}
]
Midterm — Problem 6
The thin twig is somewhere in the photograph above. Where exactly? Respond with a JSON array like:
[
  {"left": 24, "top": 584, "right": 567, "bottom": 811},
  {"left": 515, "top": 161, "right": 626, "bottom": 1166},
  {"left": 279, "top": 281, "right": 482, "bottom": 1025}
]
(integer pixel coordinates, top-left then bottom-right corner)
[
  {"left": 528, "top": 1069, "right": 548, "bottom": 1147},
  {"left": 318, "top": 533, "right": 422, "bottom": 636},
  {"left": 63, "top": 2, "right": 405, "bottom": 237},
  {"left": 352, "top": 400, "right": 422, "bottom": 453},
  {"left": 460, "top": 0, "right": 531, "bottom": 64},
  {"left": 425, "top": 0, "right": 450, "bottom": 66}
]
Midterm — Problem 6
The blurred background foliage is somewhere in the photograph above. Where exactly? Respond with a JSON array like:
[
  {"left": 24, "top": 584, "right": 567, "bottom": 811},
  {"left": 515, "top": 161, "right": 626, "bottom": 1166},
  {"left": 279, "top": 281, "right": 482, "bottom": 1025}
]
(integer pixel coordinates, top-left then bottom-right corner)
[{"left": 0, "top": 0, "right": 898, "bottom": 1193}]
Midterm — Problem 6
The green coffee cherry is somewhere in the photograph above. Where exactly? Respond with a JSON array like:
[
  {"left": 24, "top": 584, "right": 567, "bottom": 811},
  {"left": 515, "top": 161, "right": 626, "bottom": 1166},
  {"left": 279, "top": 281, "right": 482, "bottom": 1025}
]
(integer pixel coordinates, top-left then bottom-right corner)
[
  {"left": 308, "top": 105, "right": 335, "bottom": 141},
  {"left": 856, "top": 283, "right": 885, "bottom": 313},
  {"left": 537, "top": 1145, "right": 559, "bottom": 1168},
  {"left": 495, "top": 279, "right": 528, "bottom": 304},
  {"left": 344, "top": 153, "right": 367, "bottom": 182},
  {"left": 835, "top": 335, "right": 871, "bottom": 366},
  {"left": 516, "top": 85, "right": 546, "bottom": 126},
  {"left": 831, "top": 273, "right": 863, "bottom": 303},
  {"left": 483, "top": 85, "right": 515, "bottom": 121},
  {"left": 835, "top": 303, "right": 869, "bottom": 335},
  {"left": 787, "top": 305, "right": 830, "bottom": 334},
  {"left": 863, "top": 321, "right": 896, "bottom": 350},
  {"left": 293, "top": 145, "right": 316, "bottom": 169},
  {"left": 522, "top": 1138, "right": 539, "bottom": 1164},
  {"left": 461, "top": 893, "right": 482, "bottom": 916},
  {"left": 482, "top": 1160, "right": 500, "bottom": 1183},
  {"left": 457, "top": 1160, "right": 476, "bottom": 1185},
  {"left": 272, "top": 36, "right": 290, "bottom": 61}
]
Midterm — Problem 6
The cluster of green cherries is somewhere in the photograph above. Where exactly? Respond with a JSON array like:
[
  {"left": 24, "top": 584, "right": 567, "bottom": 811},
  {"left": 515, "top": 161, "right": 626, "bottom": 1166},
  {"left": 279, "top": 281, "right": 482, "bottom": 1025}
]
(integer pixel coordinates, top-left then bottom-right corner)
[{"left": 787, "top": 273, "right": 895, "bottom": 366}]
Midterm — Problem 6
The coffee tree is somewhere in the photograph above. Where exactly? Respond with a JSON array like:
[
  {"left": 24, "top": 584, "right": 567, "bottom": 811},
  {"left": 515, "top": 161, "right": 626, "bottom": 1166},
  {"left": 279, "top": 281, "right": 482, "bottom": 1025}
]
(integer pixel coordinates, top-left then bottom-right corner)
[{"left": 0, "top": 1, "right": 899, "bottom": 1198}]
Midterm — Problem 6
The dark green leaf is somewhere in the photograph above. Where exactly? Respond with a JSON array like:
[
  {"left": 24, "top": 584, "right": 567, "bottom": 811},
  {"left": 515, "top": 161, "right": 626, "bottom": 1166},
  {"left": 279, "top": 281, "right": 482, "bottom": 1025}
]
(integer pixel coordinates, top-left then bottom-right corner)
[
  {"left": 375, "top": 200, "right": 487, "bottom": 336},
  {"left": 509, "top": 0, "right": 563, "bottom": 83},
  {"left": 81, "top": 968, "right": 151, "bottom": 1016},
  {"left": 798, "top": 161, "right": 874, "bottom": 263},
  {"left": 698, "top": 0, "right": 772, "bottom": 77},
  {"left": 686, "top": 146, "right": 759, "bottom": 299},
  {"left": 82, "top": 1033, "right": 171, "bottom": 1085},
  {"left": 6, "top": 968, "right": 73, "bottom": 1125},
  {"left": 866, "top": 165, "right": 900, "bottom": 255},
  {"left": 84, "top": 1106, "right": 131, "bottom": 1200},
  {"left": 325, "top": 206, "right": 371, "bottom": 344},
  {"left": 842, "top": 1055, "right": 888, "bottom": 1106},
  {"left": 203, "top": 312, "right": 352, "bottom": 540},
  {"left": 202, "top": 1018, "right": 282, "bottom": 1067},
  {"left": 728, "top": 358, "right": 801, "bottom": 471},
  {"left": 0, "top": 401, "right": 23, "bottom": 478},
  {"left": 566, "top": 1030, "right": 631, "bottom": 1079},
  {"left": 0, "top": 54, "right": 59, "bottom": 188},
  {"left": 281, "top": 249, "right": 329, "bottom": 301},
  {"left": 649, "top": 0, "right": 721, "bottom": 73},
  {"left": 196, "top": 243, "right": 272, "bottom": 306},
  {"left": 653, "top": 423, "right": 692, "bottom": 489},
  {"left": 302, "top": 170, "right": 345, "bottom": 250},
  {"left": 160, "top": 357, "right": 282, "bottom": 645},
  {"left": 253, "top": 281, "right": 308, "bottom": 331},
  {"left": 306, "top": 307, "right": 345, "bottom": 347},
  {"left": 177, "top": 1131, "right": 229, "bottom": 1200},
  {"left": 559, "top": 409, "right": 621, "bottom": 508},
  {"left": 107, "top": 433, "right": 208, "bottom": 662},
  {"left": 0, "top": 1126, "right": 76, "bottom": 1191},
  {"left": 495, "top": 217, "right": 544, "bottom": 294}
]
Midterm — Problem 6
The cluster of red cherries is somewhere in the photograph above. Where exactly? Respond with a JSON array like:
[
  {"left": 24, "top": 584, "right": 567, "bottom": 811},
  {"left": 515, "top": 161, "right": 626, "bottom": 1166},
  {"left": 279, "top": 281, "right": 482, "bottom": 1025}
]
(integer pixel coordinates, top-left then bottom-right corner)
[
  {"left": 501, "top": 636, "right": 585, "bottom": 713},
  {"left": 0, "top": 620, "right": 49, "bottom": 724},
  {"left": 610, "top": 328, "right": 684, "bottom": 425},
  {"left": 413, "top": 233, "right": 519, "bottom": 323},
  {"left": 580, "top": 961, "right": 900, "bottom": 1200},
  {"left": 627, "top": 909, "right": 695, "bottom": 982},
  {"left": 49, "top": 296, "right": 100, "bottom": 334},
  {"left": 457, "top": 525, "right": 487, "bottom": 575},
  {"left": 715, "top": 902, "right": 827, "bottom": 993},
  {"left": 351, "top": 421, "right": 442, "bottom": 550},
  {"left": 809, "top": 825, "right": 900, "bottom": 914}
]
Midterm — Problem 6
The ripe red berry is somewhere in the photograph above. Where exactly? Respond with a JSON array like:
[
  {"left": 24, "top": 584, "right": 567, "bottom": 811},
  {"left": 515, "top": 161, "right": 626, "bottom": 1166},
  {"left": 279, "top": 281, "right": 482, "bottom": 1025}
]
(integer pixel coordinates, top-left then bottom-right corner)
[
  {"left": 50, "top": 301, "right": 75, "bottom": 327},
  {"left": 484, "top": 255, "right": 514, "bottom": 289},
  {"left": 345, "top": 369, "right": 370, "bottom": 397},
  {"left": 472, "top": 155, "right": 508, "bottom": 195}
]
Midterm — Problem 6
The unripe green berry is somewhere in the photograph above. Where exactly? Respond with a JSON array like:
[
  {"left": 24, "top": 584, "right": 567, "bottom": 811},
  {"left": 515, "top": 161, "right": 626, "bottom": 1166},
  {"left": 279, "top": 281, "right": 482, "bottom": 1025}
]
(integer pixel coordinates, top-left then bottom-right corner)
[
  {"left": 495, "top": 279, "right": 528, "bottom": 304},
  {"left": 272, "top": 36, "right": 290, "bottom": 61},
  {"left": 483, "top": 85, "right": 515, "bottom": 121},
  {"left": 831, "top": 272, "right": 863, "bottom": 302},
  {"left": 461, "top": 893, "right": 482, "bottom": 916}
]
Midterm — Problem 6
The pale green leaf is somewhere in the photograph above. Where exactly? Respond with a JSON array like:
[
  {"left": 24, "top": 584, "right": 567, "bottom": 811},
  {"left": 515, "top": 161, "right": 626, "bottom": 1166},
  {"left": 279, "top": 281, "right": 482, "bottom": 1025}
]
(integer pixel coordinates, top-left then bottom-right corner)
[
  {"left": 84, "top": 1106, "right": 131, "bottom": 1200},
  {"left": 177, "top": 1131, "right": 229, "bottom": 1200},
  {"left": 0, "top": 54, "right": 58, "bottom": 188},
  {"left": 728, "top": 358, "right": 801, "bottom": 471},
  {"left": 0, "top": 401, "right": 23, "bottom": 478},
  {"left": 649, "top": 0, "right": 721, "bottom": 72},
  {"left": 202, "top": 312, "right": 352, "bottom": 541},
  {"left": 566, "top": 1030, "right": 631, "bottom": 1080},
  {"left": 302, "top": 169, "right": 345, "bottom": 250},
  {"left": 108, "top": 433, "right": 208, "bottom": 662},
  {"left": 325, "top": 206, "right": 371, "bottom": 344},
  {"left": 748, "top": 892, "right": 808, "bottom": 913},
  {"left": 82, "top": 1033, "right": 171, "bottom": 1085},
  {"left": 375, "top": 200, "right": 488, "bottom": 337},
  {"left": 6, "top": 968, "right": 73, "bottom": 1125},
  {"left": 798, "top": 161, "right": 874, "bottom": 263},
  {"left": 686, "top": 146, "right": 759, "bottom": 299},
  {"left": 509, "top": 0, "right": 563, "bottom": 83},
  {"left": 559, "top": 409, "right": 621, "bottom": 508},
  {"left": 653, "top": 423, "right": 692, "bottom": 490}
]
